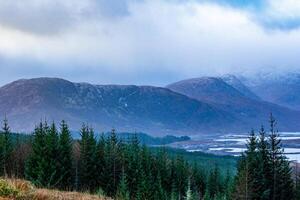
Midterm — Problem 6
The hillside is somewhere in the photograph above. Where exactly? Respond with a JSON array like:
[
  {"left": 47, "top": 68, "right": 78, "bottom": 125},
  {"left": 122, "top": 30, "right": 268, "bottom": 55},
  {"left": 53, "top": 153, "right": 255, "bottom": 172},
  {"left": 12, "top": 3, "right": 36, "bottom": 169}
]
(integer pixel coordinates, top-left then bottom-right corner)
[
  {"left": 167, "top": 77, "right": 300, "bottom": 132},
  {"left": 0, "top": 78, "right": 235, "bottom": 135},
  {"left": 241, "top": 73, "right": 300, "bottom": 110},
  {"left": 1, "top": 77, "right": 300, "bottom": 135}
]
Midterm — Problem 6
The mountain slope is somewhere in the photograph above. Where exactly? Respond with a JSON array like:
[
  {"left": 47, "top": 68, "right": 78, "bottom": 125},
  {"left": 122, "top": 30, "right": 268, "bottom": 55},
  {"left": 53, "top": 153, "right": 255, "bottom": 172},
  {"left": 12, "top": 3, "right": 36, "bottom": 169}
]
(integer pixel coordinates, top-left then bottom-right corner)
[
  {"left": 167, "top": 77, "right": 300, "bottom": 131},
  {"left": 0, "top": 78, "right": 235, "bottom": 135},
  {"left": 241, "top": 73, "right": 300, "bottom": 110},
  {"left": 1, "top": 77, "right": 300, "bottom": 135},
  {"left": 221, "top": 74, "right": 260, "bottom": 100}
]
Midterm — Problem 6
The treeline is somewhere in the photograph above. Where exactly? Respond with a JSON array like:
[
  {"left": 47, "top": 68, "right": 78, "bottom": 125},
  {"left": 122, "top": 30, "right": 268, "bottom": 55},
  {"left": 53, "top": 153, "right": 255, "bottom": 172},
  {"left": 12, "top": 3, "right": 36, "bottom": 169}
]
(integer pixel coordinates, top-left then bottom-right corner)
[
  {"left": 0, "top": 119, "right": 232, "bottom": 199},
  {"left": 0, "top": 115, "right": 299, "bottom": 199}
]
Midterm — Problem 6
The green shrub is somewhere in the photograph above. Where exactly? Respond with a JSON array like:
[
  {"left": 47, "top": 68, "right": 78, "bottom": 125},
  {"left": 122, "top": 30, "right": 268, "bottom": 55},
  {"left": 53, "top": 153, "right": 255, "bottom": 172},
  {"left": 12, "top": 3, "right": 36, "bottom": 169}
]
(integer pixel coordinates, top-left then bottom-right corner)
[{"left": 0, "top": 179, "right": 20, "bottom": 197}]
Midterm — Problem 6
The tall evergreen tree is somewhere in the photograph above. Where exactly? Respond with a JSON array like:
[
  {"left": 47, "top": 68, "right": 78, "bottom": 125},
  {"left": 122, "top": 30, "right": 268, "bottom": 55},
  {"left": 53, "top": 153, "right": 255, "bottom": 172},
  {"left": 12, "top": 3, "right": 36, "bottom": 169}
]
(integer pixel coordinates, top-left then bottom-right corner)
[
  {"left": 0, "top": 118, "right": 13, "bottom": 176},
  {"left": 206, "top": 166, "right": 222, "bottom": 199},
  {"left": 116, "top": 170, "right": 130, "bottom": 200},
  {"left": 268, "top": 114, "right": 294, "bottom": 200},
  {"left": 96, "top": 134, "right": 106, "bottom": 190},
  {"left": 268, "top": 114, "right": 282, "bottom": 200},
  {"left": 42, "top": 122, "right": 61, "bottom": 188},
  {"left": 78, "top": 124, "right": 98, "bottom": 192},
  {"left": 233, "top": 115, "right": 295, "bottom": 200},
  {"left": 25, "top": 121, "right": 48, "bottom": 186},
  {"left": 58, "top": 120, "right": 73, "bottom": 189},
  {"left": 257, "top": 125, "right": 272, "bottom": 199},
  {"left": 102, "top": 129, "right": 123, "bottom": 196}
]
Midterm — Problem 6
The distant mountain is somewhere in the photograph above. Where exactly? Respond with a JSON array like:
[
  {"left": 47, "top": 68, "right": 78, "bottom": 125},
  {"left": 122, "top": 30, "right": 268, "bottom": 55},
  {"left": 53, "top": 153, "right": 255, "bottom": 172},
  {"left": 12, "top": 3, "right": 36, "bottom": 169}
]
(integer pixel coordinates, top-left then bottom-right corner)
[
  {"left": 1, "top": 77, "right": 300, "bottom": 135},
  {"left": 167, "top": 77, "right": 246, "bottom": 104},
  {"left": 241, "top": 73, "right": 300, "bottom": 110},
  {"left": 0, "top": 78, "right": 235, "bottom": 135},
  {"left": 221, "top": 75, "right": 260, "bottom": 100},
  {"left": 104, "top": 132, "right": 191, "bottom": 145},
  {"left": 167, "top": 77, "right": 300, "bottom": 131}
]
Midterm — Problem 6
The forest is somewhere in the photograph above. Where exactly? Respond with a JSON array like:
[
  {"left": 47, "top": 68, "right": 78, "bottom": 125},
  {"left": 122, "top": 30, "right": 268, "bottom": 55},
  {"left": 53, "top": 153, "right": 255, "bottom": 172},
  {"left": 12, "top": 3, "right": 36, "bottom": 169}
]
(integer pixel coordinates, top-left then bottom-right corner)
[{"left": 0, "top": 115, "right": 299, "bottom": 200}]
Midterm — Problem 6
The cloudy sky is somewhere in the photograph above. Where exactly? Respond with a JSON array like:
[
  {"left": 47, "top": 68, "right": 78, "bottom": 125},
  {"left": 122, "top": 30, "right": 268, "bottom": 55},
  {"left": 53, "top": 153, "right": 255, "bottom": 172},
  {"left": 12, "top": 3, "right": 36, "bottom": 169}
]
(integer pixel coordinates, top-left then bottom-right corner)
[{"left": 0, "top": 0, "right": 300, "bottom": 86}]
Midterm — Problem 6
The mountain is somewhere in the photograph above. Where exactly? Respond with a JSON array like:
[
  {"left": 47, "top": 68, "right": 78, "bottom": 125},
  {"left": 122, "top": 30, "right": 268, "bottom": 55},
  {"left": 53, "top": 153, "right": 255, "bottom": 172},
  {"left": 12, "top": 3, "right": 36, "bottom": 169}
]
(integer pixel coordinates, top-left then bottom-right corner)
[
  {"left": 240, "top": 73, "right": 300, "bottom": 110},
  {"left": 167, "top": 77, "right": 300, "bottom": 132},
  {"left": 0, "top": 77, "right": 236, "bottom": 135},
  {"left": 1, "top": 77, "right": 300, "bottom": 135},
  {"left": 221, "top": 74, "right": 260, "bottom": 100}
]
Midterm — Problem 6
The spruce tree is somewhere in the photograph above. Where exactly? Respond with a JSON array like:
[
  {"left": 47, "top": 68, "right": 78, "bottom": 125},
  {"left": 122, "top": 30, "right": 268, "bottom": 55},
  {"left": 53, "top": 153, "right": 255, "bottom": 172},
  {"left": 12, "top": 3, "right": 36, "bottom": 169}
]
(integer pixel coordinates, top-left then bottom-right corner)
[
  {"left": 58, "top": 120, "right": 73, "bottom": 190},
  {"left": 125, "top": 133, "right": 141, "bottom": 197},
  {"left": 0, "top": 132, "right": 4, "bottom": 176},
  {"left": 257, "top": 125, "right": 271, "bottom": 199},
  {"left": 116, "top": 171, "right": 130, "bottom": 200},
  {"left": 185, "top": 179, "right": 197, "bottom": 200},
  {"left": 0, "top": 118, "right": 13, "bottom": 176},
  {"left": 96, "top": 134, "right": 106, "bottom": 190},
  {"left": 268, "top": 114, "right": 294, "bottom": 200},
  {"left": 268, "top": 114, "right": 282, "bottom": 200},
  {"left": 191, "top": 163, "right": 206, "bottom": 197},
  {"left": 232, "top": 155, "right": 248, "bottom": 200},
  {"left": 78, "top": 124, "right": 98, "bottom": 192},
  {"left": 44, "top": 122, "right": 61, "bottom": 188},
  {"left": 173, "top": 156, "right": 189, "bottom": 199},
  {"left": 206, "top": 166, "right": 222, "bottom": 198},
  {"left": 103, "top": 129, "right": 123, "bottom": 196},
  {"left": 25, "top": 121, "right": 48, "bottom": 186}
]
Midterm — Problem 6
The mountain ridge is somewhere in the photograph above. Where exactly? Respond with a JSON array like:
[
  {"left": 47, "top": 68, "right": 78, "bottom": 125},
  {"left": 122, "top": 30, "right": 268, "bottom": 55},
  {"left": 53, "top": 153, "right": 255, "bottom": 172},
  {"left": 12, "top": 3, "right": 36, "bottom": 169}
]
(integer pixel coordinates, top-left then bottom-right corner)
[{"left": 1, "top": 76, "right": 300, "bottom": 135}]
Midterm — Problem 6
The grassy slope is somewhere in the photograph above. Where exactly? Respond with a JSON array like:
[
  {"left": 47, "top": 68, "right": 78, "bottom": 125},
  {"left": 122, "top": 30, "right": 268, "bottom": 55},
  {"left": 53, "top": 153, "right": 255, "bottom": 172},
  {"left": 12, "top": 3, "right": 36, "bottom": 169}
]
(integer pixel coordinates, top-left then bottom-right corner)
[{"left": 0, "top": 179, "right": 111, "bottom": 200}]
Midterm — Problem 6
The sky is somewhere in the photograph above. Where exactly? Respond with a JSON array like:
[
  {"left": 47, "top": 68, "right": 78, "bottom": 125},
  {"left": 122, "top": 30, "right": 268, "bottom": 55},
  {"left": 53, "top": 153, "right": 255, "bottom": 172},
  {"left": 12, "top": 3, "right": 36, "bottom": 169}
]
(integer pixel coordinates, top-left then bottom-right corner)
[{"left": 1, "top": 0, "right": 300, "bottom": 86}]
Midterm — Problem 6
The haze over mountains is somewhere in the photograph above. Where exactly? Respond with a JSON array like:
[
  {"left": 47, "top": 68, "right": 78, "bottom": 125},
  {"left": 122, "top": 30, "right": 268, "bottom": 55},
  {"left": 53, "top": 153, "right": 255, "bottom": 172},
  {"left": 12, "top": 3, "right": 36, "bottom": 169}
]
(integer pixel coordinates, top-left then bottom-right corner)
[{"left": 1, "top": 74, "right": 300, "bottom": 136}]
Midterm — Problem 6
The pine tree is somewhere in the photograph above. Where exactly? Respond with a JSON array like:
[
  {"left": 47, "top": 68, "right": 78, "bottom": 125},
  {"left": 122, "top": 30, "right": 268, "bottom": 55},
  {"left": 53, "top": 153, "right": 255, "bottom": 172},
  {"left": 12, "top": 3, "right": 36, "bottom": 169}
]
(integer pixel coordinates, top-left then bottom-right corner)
[
  {"left": 268, "top": 114, "right": 282, "bottom": 200},
  {"left": 245, "top": 129, "right": 259, "bottom": 199},
  {"left": 173, "top": 156, "right": 189, "bottom": 199},
  {"left": 0, "top": 131, "right": 4, "bottom": 176},
  {"left": 78, "top": 124, "right": 98, "bottom": 192},
  {"left": 116, "top": 171, "right": 130, "bottom": 200},
  {"left": 232, "top": 115, "right": 295, "bottom": 200},
  {"left": 296, "top": 167, "right": 300, "bottom": 200},
  {"left": 268, "top": 114, "right": 294, "bottom": 200},
  {"left": 25, "top": 121, "right": 49, "bottom": 187},
  {"left": 185, "top": 179, "right": 197, "bottom": 200},
  {"left": 125, "top": 133, "right": 141, "bottom": 197},
  {"left": 0, "top": 118, "right": 13, "bottom": 176},
  {"left": 43, "top": 122, "right": 61, "bottom": 188},
  {"left": 257, "top": 125, "right": 271, "bottom": 199},
  {"left": 103, "top": 129, "right": 123, "bottom": 196},
  {"left": 135, "top": 169, "right": 151, "bottom": 200},
  {"left": 58, "top": 120, "right": 73, "bottom": 190},
  {"left": 191, "top": 162, "right": 206, "bottom": 198},
  {"left": 207, "top": 166, "right": 221, "bottom": 198},
  {"left": 232, "top": 155, "right": 248, "bottom": 200},
  {"left": 152, "top": 172, "right": 166, "bottom": 200},
  {"left": 170, "top": 182, "right": 179, "bottom": 200},
  {"left": 96, "top": 134, "right": 106, "bottom": 190}
]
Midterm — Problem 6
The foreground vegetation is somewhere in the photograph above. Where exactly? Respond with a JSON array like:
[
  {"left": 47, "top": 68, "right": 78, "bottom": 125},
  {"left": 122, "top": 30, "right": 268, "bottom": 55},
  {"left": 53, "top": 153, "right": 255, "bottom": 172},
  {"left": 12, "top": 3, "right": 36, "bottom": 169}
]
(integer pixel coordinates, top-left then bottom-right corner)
[
  {"left": 0, "top": 178, "right": 109, "bottom": 200},
  {"left": 0, "top": 114, "right": 298, "bottom": 199}
]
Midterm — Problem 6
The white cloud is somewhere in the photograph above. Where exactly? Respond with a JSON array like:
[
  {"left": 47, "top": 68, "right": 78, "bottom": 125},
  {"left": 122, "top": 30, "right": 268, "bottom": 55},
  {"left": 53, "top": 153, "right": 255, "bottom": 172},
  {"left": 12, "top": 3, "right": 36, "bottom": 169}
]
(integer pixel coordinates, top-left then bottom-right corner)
[
  {"left": 267, "top": 0, "right": 300, "bottom": 19},
  {"left": 0, "top": 0, "right": 300, "bottom": 85}
]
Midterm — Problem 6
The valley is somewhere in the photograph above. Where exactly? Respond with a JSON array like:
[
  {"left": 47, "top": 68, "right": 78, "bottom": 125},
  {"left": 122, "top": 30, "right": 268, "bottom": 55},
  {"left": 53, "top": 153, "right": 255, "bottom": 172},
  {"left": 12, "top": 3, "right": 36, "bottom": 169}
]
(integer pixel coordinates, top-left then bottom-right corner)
[{"left": 168, "top": 132, "right": 300, "bottom": 162}]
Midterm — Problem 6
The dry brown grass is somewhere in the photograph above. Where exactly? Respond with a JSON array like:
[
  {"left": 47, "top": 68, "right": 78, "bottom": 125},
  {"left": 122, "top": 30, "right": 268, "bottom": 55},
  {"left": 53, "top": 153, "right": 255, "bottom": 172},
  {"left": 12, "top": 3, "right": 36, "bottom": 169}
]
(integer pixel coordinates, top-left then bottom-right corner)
[
  {"left": 0, "top": 179, "right": 111, "bottom": 200},
  {"left": 32, "top": 189, "right": 111, "bottom": 200}
]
